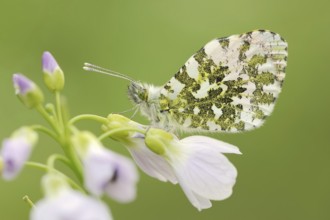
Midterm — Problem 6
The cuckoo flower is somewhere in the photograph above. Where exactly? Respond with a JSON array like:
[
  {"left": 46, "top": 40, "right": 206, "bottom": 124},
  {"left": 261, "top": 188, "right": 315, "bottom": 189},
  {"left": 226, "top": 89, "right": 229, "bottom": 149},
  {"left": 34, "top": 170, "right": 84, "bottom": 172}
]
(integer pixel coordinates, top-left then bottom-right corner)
[
  {"left": 145, "top": 128, "right": 241, "bottom": 210},
  {"left": 31, "top": 174, "right": 112, "bottom": 220},
  {"left": 0, "top": 127, "right": 38, "bottom": 180},
  {"left": 72, "top": 131, "right": 138, "bottom": 203},
  {"left": 104, "top": 114, "right": 241, "bottom": 210}
]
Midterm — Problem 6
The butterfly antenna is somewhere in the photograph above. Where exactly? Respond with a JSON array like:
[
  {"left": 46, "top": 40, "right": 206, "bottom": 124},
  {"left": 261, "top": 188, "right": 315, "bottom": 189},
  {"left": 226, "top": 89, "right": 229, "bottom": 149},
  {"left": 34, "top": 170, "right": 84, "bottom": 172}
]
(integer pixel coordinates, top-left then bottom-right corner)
[
  {"left": 115, "top": 106, "right": 138, "bottom": 114},
  {"left": 83, "top": 63, "right": 136, "bottom": 83}
]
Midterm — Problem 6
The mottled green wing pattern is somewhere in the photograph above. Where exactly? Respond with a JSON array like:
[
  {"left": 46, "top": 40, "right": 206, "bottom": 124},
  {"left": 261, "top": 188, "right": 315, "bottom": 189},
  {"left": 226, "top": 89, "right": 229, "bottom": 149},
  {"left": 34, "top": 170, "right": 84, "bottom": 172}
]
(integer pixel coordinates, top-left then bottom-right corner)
[{"left": 159, "top": 30, "right": 288, "bottom": 132}]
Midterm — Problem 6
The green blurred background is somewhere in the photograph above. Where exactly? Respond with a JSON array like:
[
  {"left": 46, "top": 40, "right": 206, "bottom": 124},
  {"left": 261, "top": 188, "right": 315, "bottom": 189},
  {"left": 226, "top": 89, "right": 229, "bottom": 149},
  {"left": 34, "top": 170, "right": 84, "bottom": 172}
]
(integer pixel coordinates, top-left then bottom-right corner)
[{"left": 0, "top": 0, "right": 329, "bottom": 219}]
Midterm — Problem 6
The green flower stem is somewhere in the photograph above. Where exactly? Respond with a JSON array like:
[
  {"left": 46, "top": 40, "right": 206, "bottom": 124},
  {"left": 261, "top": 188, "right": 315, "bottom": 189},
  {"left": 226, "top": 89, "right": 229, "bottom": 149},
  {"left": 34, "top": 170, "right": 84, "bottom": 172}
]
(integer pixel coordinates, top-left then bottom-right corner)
[
  {"left": 47, "top": 154, "right": 70, "bottom": 169},
  {"left": 55, "top": 91, "right": 64, "bottom": 131},
  {"left": 30, "top": 124, "right": 59, "bottom": 143},
  {"left": 61, "top": 140, "right": 84, "bottom": 183},
  {"left": 98, "top": 127, "right": 146, "bottom": 141},
  {"left": 22, "top": 195, "right": 35, "bottom": 208},
  {"left": 25, "top": 161, "right": 86, "bottom": 193},
  {"left": 47, "top": 153, "right": 83, "bottom": 184},
  {"left": 31, "top": 124, "right": 59, "bottom": 142},
  {"left": 36, "top": 105, "right": 83, "bottom": 183},
  {"left": 36, "top": 105, "right": 60, "bottom": 135},
  {"left": 69, "top": 114, "right": 108, "bottom": 125}
]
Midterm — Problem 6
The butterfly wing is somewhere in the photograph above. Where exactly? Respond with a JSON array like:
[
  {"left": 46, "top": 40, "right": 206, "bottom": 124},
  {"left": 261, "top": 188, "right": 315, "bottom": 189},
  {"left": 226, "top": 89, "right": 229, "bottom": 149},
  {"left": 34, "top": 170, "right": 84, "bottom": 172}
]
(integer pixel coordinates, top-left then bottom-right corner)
[{"left": 159, "top": 30, "right": 288, "bottom": 132}]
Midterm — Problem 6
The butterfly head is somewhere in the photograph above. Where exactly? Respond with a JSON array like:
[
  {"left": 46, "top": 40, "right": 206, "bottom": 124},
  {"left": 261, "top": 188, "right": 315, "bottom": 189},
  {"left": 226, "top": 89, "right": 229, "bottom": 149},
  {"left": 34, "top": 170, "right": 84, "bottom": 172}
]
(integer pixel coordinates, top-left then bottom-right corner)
[{"left": 128, "top": 82, "right": 148, "bottom": 104}]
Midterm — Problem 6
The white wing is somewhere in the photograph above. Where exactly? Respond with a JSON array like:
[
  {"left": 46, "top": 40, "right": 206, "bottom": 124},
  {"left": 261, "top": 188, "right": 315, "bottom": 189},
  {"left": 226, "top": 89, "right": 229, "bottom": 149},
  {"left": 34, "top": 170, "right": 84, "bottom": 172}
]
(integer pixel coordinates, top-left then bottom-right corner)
[{"left": 158, "top": 30, "right": 288, "bottom": 132}]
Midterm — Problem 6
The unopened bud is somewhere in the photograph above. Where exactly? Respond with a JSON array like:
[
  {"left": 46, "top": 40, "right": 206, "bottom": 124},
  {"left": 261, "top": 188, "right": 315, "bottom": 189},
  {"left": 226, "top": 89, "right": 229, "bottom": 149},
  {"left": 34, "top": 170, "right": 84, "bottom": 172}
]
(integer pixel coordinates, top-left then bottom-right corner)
[
  {"left": 42, "top": 51, "right": 65, "bottom": 92},
  {"left": 12, "top": 74, "right": 44, "bottom": 108},
  {"left": 145, "top": 128, "right": 174, "bottom": 155}
]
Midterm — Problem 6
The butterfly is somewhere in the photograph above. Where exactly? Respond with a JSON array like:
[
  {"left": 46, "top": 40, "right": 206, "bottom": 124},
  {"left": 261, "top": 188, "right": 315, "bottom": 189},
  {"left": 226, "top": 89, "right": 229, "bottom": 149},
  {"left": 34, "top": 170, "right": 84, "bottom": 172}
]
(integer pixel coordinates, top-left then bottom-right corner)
[{"left": 84, "top": 30, "right": 288, "bottom": 133}]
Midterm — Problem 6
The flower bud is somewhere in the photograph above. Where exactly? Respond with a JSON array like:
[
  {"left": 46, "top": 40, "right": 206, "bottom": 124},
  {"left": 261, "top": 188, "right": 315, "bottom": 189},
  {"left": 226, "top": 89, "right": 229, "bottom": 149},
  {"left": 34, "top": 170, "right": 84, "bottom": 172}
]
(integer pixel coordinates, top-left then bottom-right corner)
[
  {"left": 145, "top": 128, "right": 173, "bottom": 155},
  {"left": 71, "top": 131, "right": 97, "bottom": 158},
  {"left": 13, "top": 74, "right": 44, "bottom": 108},
  {"left": 42, "top": 173, "right": 70, "bottom": 197},
  {"left": 42, "top": 51, "right": 65, "bottom": 92},
  {"left": 102, "top": 114, "right": 146, "bottom": 144}
]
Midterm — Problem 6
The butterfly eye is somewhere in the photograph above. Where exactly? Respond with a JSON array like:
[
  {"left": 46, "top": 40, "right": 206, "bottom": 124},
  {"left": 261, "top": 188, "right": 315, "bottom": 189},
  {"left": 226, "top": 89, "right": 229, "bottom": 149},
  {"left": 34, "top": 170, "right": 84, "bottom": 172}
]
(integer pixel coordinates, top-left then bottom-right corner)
[
  {"left": 138, "top": 90, "right": 148, "bottom": 101},
  {"left": 127, "top": 82, "right": 148, "bottom": 104}
]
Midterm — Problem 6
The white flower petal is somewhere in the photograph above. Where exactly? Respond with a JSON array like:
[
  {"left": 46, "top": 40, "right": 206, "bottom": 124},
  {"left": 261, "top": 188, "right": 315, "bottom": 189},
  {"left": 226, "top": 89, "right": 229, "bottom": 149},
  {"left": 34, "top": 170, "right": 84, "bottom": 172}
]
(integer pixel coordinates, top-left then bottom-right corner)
[
  {"left": 74, "top": 131, "right": 139, "bottom": 203},
  {"left": 84, "top": 148, "right": 115, "bottom": 196},
  {"left": 176, "top": 173, "right": 212, "bottom": 211},
  {"left": 127, "top": 139, "right": 177, "bottom": 184},
  {"left": 31, "top": 190, "right": 112, "bottom": 220},
  {"left": 169, "top": 142, "right": 238, "bottom": 202},
  {"left": 104, "top": 152, "right": 139, "bottom": 203},
  {"left": 158, "top": 134, "right": 242, "bottom": 211},
  {"left": 83, "top": 146, "right": 139, "bottom": 203},
  {"left": 181, "top": 136, "right": 241, "bottom": 155}
]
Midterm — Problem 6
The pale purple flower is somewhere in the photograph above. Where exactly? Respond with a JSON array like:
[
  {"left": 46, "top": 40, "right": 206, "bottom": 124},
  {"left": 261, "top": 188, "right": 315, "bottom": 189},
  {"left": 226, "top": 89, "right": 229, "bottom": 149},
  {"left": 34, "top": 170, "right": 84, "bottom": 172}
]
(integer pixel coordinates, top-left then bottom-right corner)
[
  {"left": 84, "top": 146, "right": 138, "bottom": 203},
  {"left": 72, "top": 132, "right": 139, "bottom": 203},
  {"left": 31, "top": 174, "right": 112, "bottom": 220},
  {"left": 1, "top": 127, "right": 38, "bottom": 180},
  {"left": 42, "top": 51, "right": 60, "bottom": 74}
]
